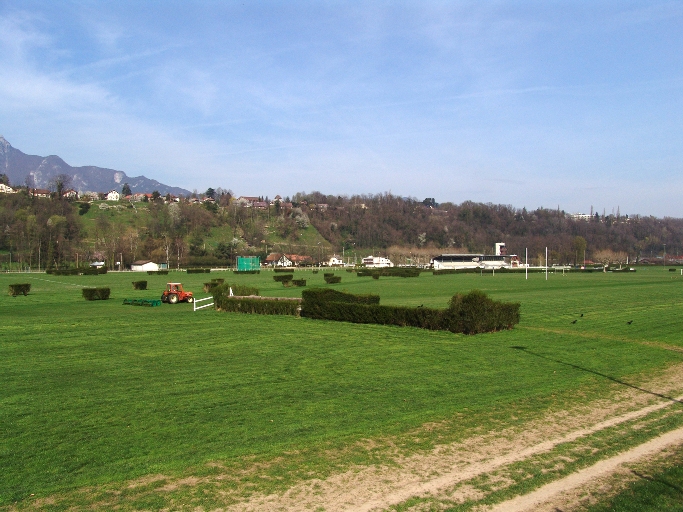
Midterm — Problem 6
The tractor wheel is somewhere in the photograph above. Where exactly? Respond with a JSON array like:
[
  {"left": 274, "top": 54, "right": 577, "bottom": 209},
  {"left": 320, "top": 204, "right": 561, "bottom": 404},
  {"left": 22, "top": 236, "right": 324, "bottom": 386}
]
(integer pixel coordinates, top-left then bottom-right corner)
[
  {"left": 168, "top": 294, "right": 179, "bottom": 304},
  {"left": 186, "top": 296, "right": 194, "bottom": 303},
  {"left": 161, "top": 294, "right": 166, "bottom": 302}
]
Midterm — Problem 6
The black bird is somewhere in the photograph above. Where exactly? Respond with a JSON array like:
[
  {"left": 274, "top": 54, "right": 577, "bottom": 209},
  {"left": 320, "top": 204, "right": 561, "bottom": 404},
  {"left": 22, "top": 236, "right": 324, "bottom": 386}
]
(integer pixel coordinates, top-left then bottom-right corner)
[
  {"left": 571, "top": 319, "right": 577, "bottom": 324},
  {"left": 417, "top": 304, "right": 424, "bottom": 308},
  {"left": 580, "top": 313, "right": 584, "bottom": 317},
  {"left": 627, "top": 320, "right": 633, "bottom": 325}
]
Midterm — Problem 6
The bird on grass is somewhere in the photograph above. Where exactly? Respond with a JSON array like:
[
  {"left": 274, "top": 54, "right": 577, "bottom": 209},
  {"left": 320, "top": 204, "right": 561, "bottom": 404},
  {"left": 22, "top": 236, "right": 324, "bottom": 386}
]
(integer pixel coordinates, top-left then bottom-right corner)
[
  {"left": 571, "top": 319, "right": 577, "bottom": 324},
  {"left": 580, "top": 313, "right": 584, "bottom": 317},
  {"left": 627, "top": 320, "right": 633, "bottom": 325}
]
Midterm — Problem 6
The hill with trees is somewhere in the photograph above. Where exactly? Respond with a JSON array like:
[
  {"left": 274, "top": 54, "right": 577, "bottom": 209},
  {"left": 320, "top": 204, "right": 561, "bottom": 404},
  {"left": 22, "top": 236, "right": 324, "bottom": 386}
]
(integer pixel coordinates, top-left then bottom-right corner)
[{"left": 1, "top": 187, "right": 681, "bottom": 271}]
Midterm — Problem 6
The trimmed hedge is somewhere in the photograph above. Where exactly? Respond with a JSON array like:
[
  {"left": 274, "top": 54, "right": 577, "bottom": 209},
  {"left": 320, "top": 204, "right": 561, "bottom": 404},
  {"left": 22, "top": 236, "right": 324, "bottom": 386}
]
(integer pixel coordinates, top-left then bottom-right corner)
[
  {"left": 48, "top": 266, "right": 107, "bottom": 275},
  {"left": 233, "top": 270, "right": 260, "bottom": 274},
  {"left": 211, "top": 283, "right": 259, "bottom": 304},
  {"left": 302, "top": 289, "right": 380, "bottom": 305},
  {"left": 274, "top": 268, "right": 295, "bottom": 273},
  {"left": 82, "top": 287, "right": 111, "bottom": 301},
  {"left": 203, "top": 278, "right": 225, "bottom": 293},
  {"left": 323, "top": 272, "right": 335, "bottom": 277},
  {"left": 300, "top": 288, "right": 519, "bottom": 334},
  {"left": 132, "top": 281, "right": 148, "bottom": 290},
  {"left": 8, "top": 283, "right": 31, "bottom": 296},
  {"left": 187, "top": 268, "right": 211, "bottom": 274},
  {"left": 213, "top": 285, "right": 300, "bottom": 316},
  {"left": 147, "top": 270, "right": 169, "bottom": 275},
  {"left": 292, "top": 279, "right": 306, "bottom": 287},
  {"left": 273, "top": 274, "right": 294, "bottom": 283}
]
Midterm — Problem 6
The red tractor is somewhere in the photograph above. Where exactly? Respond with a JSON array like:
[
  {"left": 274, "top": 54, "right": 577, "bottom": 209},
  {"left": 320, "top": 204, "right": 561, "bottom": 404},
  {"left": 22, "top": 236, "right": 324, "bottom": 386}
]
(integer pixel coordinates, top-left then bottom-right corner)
[{"left": 161, "top": 282, "right": 194, "bottom": 304}]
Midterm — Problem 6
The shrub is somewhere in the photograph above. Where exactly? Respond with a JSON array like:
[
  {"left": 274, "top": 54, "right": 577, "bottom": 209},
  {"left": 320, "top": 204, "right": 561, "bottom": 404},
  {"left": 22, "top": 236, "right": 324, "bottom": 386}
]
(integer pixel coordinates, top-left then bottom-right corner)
[
  {"left": 324, "top": 275, "right": 342, "bottom": 284},
  {"left": 274, "top": 268, "right": 295, "bottom": 273},
  {"left": 203, "top": 278, "right": 226, "bottom": 293},
  {"left": 147, "top": 270, "right": 168, "bottom": 275},
  {"left": 312, "top": 270, "right": 319, "bottom": 274},
  {"left": 301, "top": 288, "right": 519, "bottom": 334},
  {"left": 82, "top": 287, "right": 111, "bottom": 301},
  {"left": 359, "top": 268, "right": 420, "bottom": 278},
  {"left": 442, "top": 290, "right": 520, "bottom": 334},
  {"left": 8, "top": 283, "right": 31, "bottom": 296},
  {"left": 346, "top": 268, "right": 354, "bottom": 273},
  {"left": 323, "top": 272, "right": 335, "bottom": 277},
  {"left": 233, "top": 270, "right": 260, "bottom": 274},
  {"left": 273, "top": 274, "right": 294, "bottom": 283},
  {"left": 292, "top": 279, "right": 306, "bottom": 287},
  {"left": 132, "top": 281, "right": 148, "bottom": 290},
  {"left": 211, "top": 283, "right": 259, "bottom": 304},
  {"left": 372, "top": 273, "right": 380, "bottom": 280},
  {"left": 214, "top": 294, "right": 301, "bottom": 316},
  {"left": 187, "top": 268, "right": 211, "bottom": 274}
]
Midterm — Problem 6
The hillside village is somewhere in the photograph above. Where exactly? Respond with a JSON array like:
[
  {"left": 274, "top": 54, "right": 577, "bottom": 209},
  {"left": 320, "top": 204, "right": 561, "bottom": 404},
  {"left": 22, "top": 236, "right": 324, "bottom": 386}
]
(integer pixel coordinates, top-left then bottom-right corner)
[{"left": 2, "top": 173, "right": 683, "bottom": 272}]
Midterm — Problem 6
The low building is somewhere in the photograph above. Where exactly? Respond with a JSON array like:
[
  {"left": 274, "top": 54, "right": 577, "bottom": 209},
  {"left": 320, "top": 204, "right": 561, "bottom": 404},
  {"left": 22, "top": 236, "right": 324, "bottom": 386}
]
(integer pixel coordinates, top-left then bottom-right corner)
[
  {"left": 62, "top": 189, "right": 78, "bottom": 199},
  {"left": 0, "top": 183, "right": 15, "bottom": 193},
  {"left": 362, "top": 256, "right": 394, "bottom": 268},
  {"left": 131, "top": 260, "right": 160, "bottom": 272},
  {"left": 328, "top": 255, "right": 344, "bottom": 266}
]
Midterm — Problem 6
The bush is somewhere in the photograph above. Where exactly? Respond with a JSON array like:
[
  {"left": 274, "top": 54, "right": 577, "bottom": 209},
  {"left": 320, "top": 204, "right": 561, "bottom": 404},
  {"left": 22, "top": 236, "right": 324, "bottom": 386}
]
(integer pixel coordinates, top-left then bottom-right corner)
[
  {"left": 82, "top": 287, "right": 111, "bottom": 301},
  {"left": 359, "top": 268, "right": 421, "bottom": 278},
  {"left": 233, "top": 270, "right": 260, "bottom": 274},
  {"left": 443, "top": 290, "right": 520, "bottom": 334},
  {"left": 132, "top": 281, "right": 148, "bottom": 290},
  {"left": 273, "top": 274, "right": 294, "bottom": 283},
  {"left": 312, "top": 270, "right": 319, "bottom": 274},
  {"left": 274, "top": 268, "right": 295, "bottom": 273},
  {"left": 203, "top": 278, "right": 226, "bottom": 293},
  {"left": 301, "top": 288, "right": 519, "bottom": 334},
  {"left": 211, "top": 283, "right": 259, "bottom": 304},
  {"left": 324, "top": 275, "right": 341, "bottom": 284},
  {"left": 187, "top": 268, "right": 211, "bottom": 274},
  {"left": 147, "top": 270, "right": 169, "bottom": 275},
  {"left": 323, "top": 272, "right": 335, "bottom": 277},
  {"left": 8, "top": 283, "right": 31, "bottom": 296},
  {"left": 292, "top": 279, "right": 306, "bottom": 287},
  {"left": 213, "top": 292, "right": 300, "bottom": 316}
]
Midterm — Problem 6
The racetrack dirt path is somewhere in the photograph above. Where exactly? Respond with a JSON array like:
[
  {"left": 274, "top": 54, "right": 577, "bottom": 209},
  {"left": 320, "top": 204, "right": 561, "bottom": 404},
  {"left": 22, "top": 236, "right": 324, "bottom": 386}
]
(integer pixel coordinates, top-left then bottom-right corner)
[
  {"left": 225, "top": 365, "right": 683, "bottom": 512},
  {"left": 487, "top": 426, "right": 683, "bottom": 512}
]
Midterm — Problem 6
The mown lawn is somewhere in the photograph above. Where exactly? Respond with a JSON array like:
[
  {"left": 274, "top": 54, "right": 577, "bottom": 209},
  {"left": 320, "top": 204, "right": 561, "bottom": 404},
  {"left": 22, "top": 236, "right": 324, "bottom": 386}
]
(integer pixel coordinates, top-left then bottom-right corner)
[{"left": 1, "top": 267, "right": 682, "bottom": 506}]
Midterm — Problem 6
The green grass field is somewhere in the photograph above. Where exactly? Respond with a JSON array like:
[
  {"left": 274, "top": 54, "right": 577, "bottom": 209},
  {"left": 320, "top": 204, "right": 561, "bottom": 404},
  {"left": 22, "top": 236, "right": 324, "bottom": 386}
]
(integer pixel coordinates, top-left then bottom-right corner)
[{"left": 1, "top": 267, "right": 683, "bottom": 509}]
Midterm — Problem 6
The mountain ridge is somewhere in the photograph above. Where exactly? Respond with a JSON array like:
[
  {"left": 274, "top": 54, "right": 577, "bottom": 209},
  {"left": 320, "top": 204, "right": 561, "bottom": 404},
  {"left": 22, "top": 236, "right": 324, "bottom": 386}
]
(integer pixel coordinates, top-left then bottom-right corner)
[{"left": 0, "top": 136, "right": 191, "bottom": 196}]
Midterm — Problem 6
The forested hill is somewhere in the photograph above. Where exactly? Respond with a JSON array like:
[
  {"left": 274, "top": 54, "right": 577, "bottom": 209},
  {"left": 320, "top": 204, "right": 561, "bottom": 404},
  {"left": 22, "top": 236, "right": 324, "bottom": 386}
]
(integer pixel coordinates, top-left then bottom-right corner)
[
  {"left": 1, "top": 189, "right": 681, "bottom": 270},
  {"left": 293, "top": 192, "right": 683, "bottom": 264}
]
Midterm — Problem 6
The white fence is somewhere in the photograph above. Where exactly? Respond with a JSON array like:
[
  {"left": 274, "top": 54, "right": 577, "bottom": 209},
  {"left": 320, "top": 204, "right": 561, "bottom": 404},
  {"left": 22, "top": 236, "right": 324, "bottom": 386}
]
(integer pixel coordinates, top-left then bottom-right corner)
[{"left": 193, "top": 296, "right": 214, "bottom": 311}]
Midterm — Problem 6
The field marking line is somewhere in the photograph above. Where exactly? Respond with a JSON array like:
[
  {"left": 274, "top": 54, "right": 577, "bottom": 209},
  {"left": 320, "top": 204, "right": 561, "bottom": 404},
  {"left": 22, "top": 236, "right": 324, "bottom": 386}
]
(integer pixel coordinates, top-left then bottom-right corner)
[
  {"left": 486, "top": 426, "right": 683, "bottom": 512},
  {"left": 25, "top": 276, "right": 88, "bottom": 288},
  {"left": 353, "top": 394, "right": 683, "bottom": 512}
]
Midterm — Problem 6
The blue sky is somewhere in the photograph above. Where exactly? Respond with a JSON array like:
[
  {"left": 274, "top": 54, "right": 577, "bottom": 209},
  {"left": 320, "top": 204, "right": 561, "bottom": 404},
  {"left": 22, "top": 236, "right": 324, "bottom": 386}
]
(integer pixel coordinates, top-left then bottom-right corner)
[{"left": 1, "top": 1, "right": 681, "bottom": 216}]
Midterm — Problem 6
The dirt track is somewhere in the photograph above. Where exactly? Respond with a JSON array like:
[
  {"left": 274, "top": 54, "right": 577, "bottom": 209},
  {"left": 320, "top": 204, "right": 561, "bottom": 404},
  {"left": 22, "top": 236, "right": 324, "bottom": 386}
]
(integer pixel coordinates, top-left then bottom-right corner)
[{"left": 224, "top": 364, "right": 683, "bottom": 512}]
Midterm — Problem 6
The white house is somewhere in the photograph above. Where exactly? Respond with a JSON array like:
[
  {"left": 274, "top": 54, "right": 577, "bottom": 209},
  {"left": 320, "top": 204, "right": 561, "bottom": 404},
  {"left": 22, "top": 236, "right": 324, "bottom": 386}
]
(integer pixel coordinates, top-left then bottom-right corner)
[
  {"left": 131, "top": 260, "right": 159, "bottom": 272},
  {"left": 362, "top": 256, "right": 394, "bottom": 268},
  {"left": 328, "top": 255, "right": 344, "bottom": 266},
  {"left": 106, "top": 190, "right": 120, "bottom": 201},
  {"left": 62, "top": 189, "right": 78, "bottom": 199},
  {"left": 0, "top": 183, "right": 15, "bottom": 194}
]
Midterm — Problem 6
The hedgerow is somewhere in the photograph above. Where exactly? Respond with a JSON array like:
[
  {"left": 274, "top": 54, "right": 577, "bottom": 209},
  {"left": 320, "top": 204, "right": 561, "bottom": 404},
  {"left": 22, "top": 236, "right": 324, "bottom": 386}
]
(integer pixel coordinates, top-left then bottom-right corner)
[
  {"left": 357, "top": 267, "right": 421, "bottom": 278},
  {"left": 324, "top": 275, "right": 341, "bottom": 284},
  {"left": 274, "top": 268, "right": 295, "bottom": 273},
  {"left": 8, "top": 283, "right": 31, "bottom": 296},
  {"left": 213, "top": 291, "right": 300, "bottom": 316},
  {"left": 187, "top": 268, "right": 211, "bottom": 274},
  {"left": 82, "top": 288, "right": 111, "bottom": 301},
  {"left": 147, "top": 270, "right": 168, "bottom": 275},
  {"left": 300, "top": 288, "right": 519, "bottom": 334},
  {"left": 211, "top": 283, "right": 259, "bottom": 305},
  {"left": 132, "top": 281, "right": 148, "bottom": 290}
]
